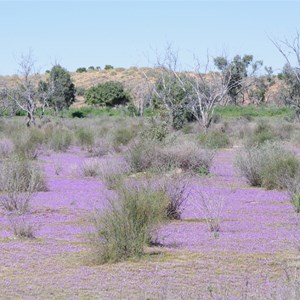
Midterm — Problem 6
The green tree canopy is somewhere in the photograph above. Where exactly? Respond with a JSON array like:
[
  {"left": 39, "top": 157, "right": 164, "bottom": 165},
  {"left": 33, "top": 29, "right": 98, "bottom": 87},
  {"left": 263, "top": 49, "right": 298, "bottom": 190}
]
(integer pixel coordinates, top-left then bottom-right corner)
[
  {"left": 48, "top": 65, "right": 76, "bottom": 111},
  {"left": 85, "top": 81, "right": 131, "bottom": 107}
]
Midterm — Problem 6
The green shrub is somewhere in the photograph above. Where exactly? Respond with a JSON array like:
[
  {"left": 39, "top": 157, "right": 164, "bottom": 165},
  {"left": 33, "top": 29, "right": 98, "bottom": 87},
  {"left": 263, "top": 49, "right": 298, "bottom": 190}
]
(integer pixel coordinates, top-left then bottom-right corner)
[
  {"left": 75, "top": 127, "right": 95, "bottom": 149},
  {"left": 112, "top": 128, "right": 136, "bottom": 151},
  {"left": 47, "top": 129, "right": 73, "bottom": 152},
  {"left": 90, "top": 181, "right": 168, "bottom": 263},
  {"left": 141, "top": 121, "right": 168, "bottom": 142},
  {"left": 13, "top": 128, "right": 45, "bottom": 159},
  {"left": 199, "top": 130, "right": 230, "bottom": 149},
  {"left": 261, "top": 156, "right": 299, "bottom": 190},
  {"left": 85, "top": 81, "right": 131, "bottom": 107},
  {"left": 247, "top": 121, "right": 277, "bottom": 146},
  {"left": 292, "top": 193, "right": 300, "bottom": 213}
]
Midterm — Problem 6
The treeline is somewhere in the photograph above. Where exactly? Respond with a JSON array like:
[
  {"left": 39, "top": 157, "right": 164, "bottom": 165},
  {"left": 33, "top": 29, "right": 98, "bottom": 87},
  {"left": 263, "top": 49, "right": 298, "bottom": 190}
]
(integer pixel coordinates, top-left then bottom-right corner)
[{"left": 0, "top": 32, "right": 300, "bottom": 128}]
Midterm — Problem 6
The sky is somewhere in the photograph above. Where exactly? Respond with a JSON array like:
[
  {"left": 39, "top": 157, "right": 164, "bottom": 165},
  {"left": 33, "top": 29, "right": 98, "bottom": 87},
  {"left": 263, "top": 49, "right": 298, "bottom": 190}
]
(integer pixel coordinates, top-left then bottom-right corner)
[{"left": 0, "top": 1, "right": 300, "bottom": 75}]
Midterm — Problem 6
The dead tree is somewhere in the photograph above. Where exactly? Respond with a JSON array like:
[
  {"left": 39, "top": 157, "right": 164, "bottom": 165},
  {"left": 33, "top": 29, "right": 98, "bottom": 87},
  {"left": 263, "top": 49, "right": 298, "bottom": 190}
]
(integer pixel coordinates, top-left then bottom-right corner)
[
  {"left": 271, "top": 31, "right": 300, "bottom": 118},
  {"left": 1, "top": 53, "right": 49, "bottom": 127},
  {"left": 145, "top": 48, "right": 246, "bottom": 130}
]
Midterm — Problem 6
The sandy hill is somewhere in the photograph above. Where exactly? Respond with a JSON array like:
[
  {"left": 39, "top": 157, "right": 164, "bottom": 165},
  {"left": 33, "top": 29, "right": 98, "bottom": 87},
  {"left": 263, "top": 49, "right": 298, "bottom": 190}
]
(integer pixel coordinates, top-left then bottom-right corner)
[{"left": 0, "top": 68, "right": 283, "bottom": 109}]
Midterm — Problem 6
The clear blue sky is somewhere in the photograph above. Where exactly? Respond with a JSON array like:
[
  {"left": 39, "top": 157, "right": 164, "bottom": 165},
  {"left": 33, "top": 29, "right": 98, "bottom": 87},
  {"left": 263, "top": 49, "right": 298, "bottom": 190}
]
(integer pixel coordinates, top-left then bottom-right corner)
[{"left": 0, "top": 1, "right": 299, "bottom": 75}]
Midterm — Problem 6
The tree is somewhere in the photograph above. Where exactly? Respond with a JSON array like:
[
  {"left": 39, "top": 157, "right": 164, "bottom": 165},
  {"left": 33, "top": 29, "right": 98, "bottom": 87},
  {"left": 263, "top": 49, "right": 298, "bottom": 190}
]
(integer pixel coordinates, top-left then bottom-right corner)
[
  {"left": 76, "top": 67, "right": 87, "bottom": 73},
  {"left": 214, "top": 54, "right": 263, "bottom": 104},
  {"left": 247, "top": 67, "right": 275, "bottom": 105},
  {"left": 46, "top": 65, "right": 76, "bottom": 111},
  {"left": 271, "top": 31, "right": 300, "bottom": 119},
  {"left": 1, "top": 53, "right": 43, "bottom": 126},
  {"left": 145, "top": 47, "right": 245, "bottom": 130},
  {"left": 85, "top": 81, "right": 131, "bottom": 107}
]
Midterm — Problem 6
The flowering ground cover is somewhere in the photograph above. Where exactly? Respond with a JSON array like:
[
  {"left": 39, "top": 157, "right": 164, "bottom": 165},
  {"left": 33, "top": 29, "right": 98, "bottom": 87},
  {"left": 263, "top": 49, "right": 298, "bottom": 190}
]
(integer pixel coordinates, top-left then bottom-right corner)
[{"left": 0, "top": 147, "right": 299, "bottom": 299}]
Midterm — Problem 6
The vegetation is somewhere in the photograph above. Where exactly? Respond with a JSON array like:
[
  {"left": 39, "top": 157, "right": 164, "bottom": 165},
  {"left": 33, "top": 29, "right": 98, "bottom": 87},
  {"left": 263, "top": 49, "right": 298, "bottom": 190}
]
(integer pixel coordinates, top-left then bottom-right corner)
[
  {"left": 236, "top": 142, "right": 299, "bottom": 189},
  {"left": 45, "top": 65, "right": 76, "bottom": 111},
  {"left": 85, "top": 81, "right": 131, "bottom": 107},
  {"left": 90, "top": 180, "right": 168, "bottom": 263}
]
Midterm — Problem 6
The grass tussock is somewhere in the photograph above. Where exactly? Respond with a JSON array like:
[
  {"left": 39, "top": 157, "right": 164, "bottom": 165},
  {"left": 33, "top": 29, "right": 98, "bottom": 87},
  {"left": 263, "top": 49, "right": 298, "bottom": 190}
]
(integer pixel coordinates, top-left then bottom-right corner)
[{"left": 89, "top": 180, "right": 168, "bottom": 263}]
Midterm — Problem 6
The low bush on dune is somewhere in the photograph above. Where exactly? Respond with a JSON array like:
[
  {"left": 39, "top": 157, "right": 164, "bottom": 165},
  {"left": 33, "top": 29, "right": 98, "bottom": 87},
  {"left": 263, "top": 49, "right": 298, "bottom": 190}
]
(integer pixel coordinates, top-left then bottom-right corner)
[
  {"left": 89, "top": 180, "right": 168, "bottom": 263},
  {"left": 236, "top": 141, "right": 299, "bottom": 189}
]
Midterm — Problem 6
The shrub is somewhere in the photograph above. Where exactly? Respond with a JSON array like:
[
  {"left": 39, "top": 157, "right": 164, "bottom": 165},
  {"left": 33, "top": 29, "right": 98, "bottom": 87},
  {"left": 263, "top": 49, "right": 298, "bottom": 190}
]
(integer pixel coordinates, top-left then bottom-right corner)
[
  {"left": 81, "top": 158, "right": 101, "bottom": 177},
  {"left": 85, "top": 81, "right": 131, "bottom": 107},
  {"left": 75, "top": 127, "right": 95, "bottom": 149},
  {"left": 13, "top": 128, "right": 45, "bottom": 159},
  {"left": 292, "top": 193, "right": 300, "bottom": 213},
  {"left": 126, "top": 141, "right": 158, "bottom": 173},
  {"left": 112, "top": 127, "right": 136, "bottom": 150},
  {"left": 141, "top": 121, "right": 168, "bottom": 142},
  {"left": 9, "top": 215, "right": 36, "bottom": 239},
  {"left": 236, "top": 142, "right": 299, "bottom": 189},
  {"left": 0, "top": 138, "right": 14, "bottom": 158},
  {"left": 246, "top": 120, "right": 277, "bottom": 146},
  {"left": 89, "top": 138, "right": 113, "bottom": 157},
  {"left": 127, "top": 140, "right": 214, "bottom": 175},
  {"left": 160, "top": 175, "right": 190, "bottom": 220},
  {"left": 199, "top": 130, "right": 230, "bottom": 149},
  {"left": 0, "top": 157, "right": 47, "bottom": 213},
  {"left": 81, "top": 157, "right": 131, "bottom": 188},
  {"left": 283, "top": 174, "right": 300, "bottom": 213},
  {"left": 160, "top": 141, "right": 214, "bottom": 174},
  {"left": 90, "top": 180, "right": 168, "bottom": 263},
  {"left": 262, "top": 156, "right": 299, "bottom": 190},
  {"left": 47, "top": 129, "right": 73, "bottom": 152},
  {"left": 195, "top": 190, "right": 224, "bottom": 237}
]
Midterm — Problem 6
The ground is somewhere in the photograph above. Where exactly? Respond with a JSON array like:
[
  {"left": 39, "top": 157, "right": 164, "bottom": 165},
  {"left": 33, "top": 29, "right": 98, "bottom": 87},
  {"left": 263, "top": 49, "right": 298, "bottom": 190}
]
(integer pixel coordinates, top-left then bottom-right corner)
[{"left": 0, "top": 146, "right": 299, "bottom": 299}]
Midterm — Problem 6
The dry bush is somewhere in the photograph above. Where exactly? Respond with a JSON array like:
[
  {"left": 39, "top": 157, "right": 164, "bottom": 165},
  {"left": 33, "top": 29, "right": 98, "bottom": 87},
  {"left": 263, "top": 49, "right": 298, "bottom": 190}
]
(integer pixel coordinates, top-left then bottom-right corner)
[
  {"left": 236, "top": 142, "right": 299, "bottom": 189},
  {"left": 8, "top": 214, "right": 36, "bottom": 239},
  {"left": 159, "top": 175, "right": 191, "bottom": 220},
  {"left": 160, "top": 141, "right": 215, "bottom": 174},
  {"left": 0, "top": 138, "right": 14, "bottom": 158},
  {"left": 81, "top": 158, "right": 101, "bottom": 177},
  {"left": 127, "top": 139, "right": 214, "bottom": 175},
  {"left": 81, "top": 157, "right": 131, "bottom": 188},
  {"left": 194, "top": 189, "right": 224, "bottom": 237},
  {"left": 89, "top": 138, "right": 113, "bottom": 157}
]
